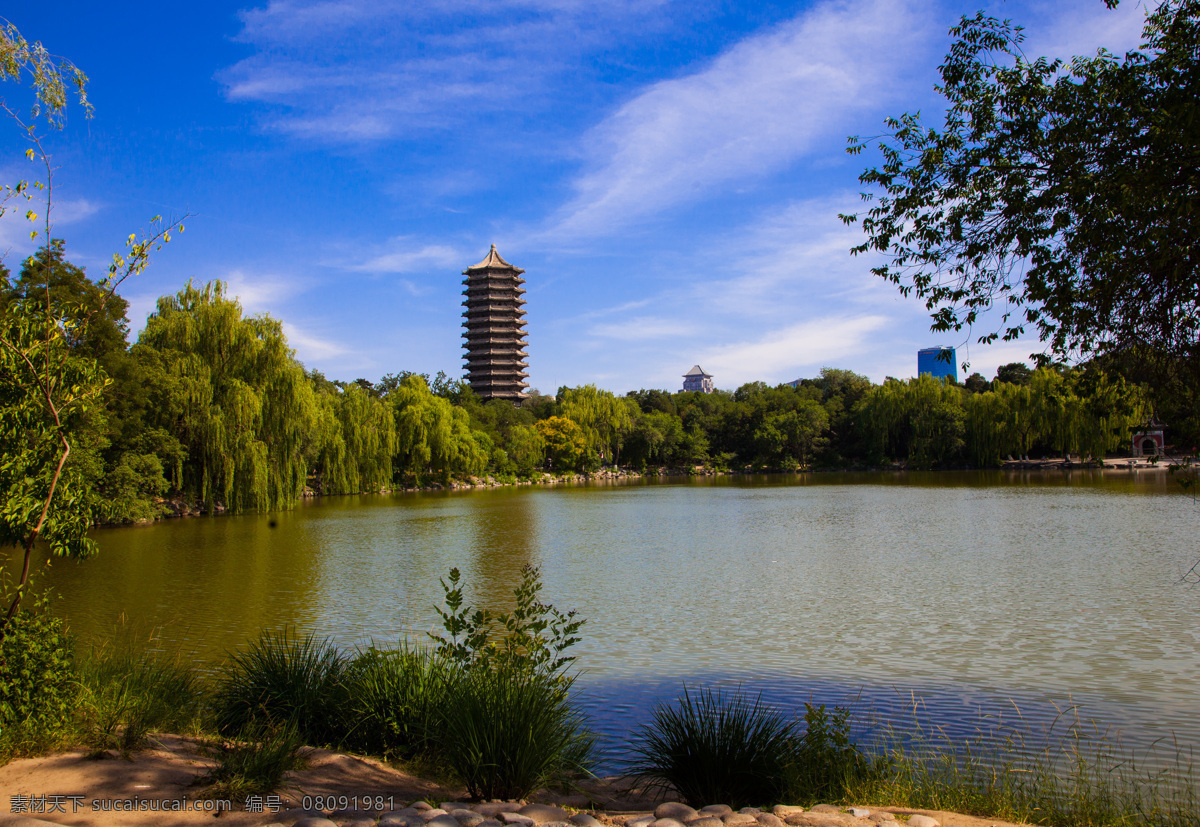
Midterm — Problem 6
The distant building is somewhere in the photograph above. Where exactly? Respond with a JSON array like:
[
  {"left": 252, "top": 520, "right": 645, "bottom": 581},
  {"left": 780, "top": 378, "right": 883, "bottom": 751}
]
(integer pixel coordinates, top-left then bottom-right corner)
[
  {"left": 682, "top": 365, "right": 714, "bottom": 393},
  {"left": 461, "top": 245, "right": 529, "bottom": 401},
  {"left": 917, "top": 347, "right": 958, "bottom": 382},
  {"left": 1131, "top": 421, "right": 1165, "bottom": 457}
]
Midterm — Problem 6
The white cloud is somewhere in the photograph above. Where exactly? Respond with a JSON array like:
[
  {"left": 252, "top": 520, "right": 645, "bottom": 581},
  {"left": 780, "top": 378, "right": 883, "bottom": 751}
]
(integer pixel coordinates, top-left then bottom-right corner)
[
  {"left": 221, "top": 269, "right": 310, "bottom": 312},
  {"left": 0, "top": 193, "right": 101, "bottom": 263},
  {"left": 1019, "top": 0, "right": 1153, "bottom": 60},
  {"left": 697, "top": 314, "right": 891, "bottom": 387},
  {"left": 546, "top": 0, "right": 934, "bottom": 237},
  {"left": 350, "top": 237, "right": 467, "bottom": 274},
  {"left": 281, "top": 320, "right": 351, "bottom": 360},
  {"left": 589, "top": 315, "right": 700, "bottom": 341}
]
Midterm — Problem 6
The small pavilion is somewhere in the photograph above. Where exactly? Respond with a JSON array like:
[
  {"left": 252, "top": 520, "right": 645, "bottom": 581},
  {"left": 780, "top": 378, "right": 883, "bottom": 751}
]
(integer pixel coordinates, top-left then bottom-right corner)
[
  {"left": 682, "top": 365, "right": 714, "bottom": 393},
  {"left": 1131, "top": 420, "right": 1166, "bottom": 457}
]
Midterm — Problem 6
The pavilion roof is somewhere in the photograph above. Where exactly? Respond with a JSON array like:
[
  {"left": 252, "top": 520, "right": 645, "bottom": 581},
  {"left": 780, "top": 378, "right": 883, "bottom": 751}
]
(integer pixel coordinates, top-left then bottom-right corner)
[
  {"left": 464, "top": 244, "right": 525, "bottom": 275},
  {"left": 683, "top": 365, "right": 712, "bottom": 377}
]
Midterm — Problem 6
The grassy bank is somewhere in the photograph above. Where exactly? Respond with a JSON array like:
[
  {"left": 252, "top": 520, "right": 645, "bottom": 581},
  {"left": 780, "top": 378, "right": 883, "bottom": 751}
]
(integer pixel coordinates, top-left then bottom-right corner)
[{"left": 2, "top": 573, "right": 1195, "bottom": 825}]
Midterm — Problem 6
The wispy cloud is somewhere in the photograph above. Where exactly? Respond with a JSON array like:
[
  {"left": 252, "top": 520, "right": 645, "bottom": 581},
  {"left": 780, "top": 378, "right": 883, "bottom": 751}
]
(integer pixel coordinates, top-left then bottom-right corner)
[
  {"left": 222, "top": 0, "right": 677, "bottom": 140},
  {"left": 545, "top": 0, "right": 935, "bottom": 237},
  {"left": 589, "top": 315, "right": 699, "bottom": 341},
  {"left": 1019, "top": 0, "right": 1153, "bottom": 60},
  {"left": 349, "top": 236, "right": 467, "bottom": 275},
  {"left": 221, "top": 268, "right": 311, "bottom": 312},
  {"left": 697, "top": 314, "right": 891, "bottom": 387},
  {"left": 281, "top": 320, "right": 351, "bottom": 360}
]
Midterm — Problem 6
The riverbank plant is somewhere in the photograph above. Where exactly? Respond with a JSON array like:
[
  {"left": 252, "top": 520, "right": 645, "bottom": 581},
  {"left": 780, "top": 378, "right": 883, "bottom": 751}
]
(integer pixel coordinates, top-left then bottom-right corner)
[
  {"left": 211, "top": 627, "right": 349, "bottom": 746},
  {"left": 197, "top": 719, "right": 307, "bottom": 802},
  {"left": 75, "top": 629, "right": 204, "bottom": 754},
  {"left": 341, "top": 643, "right": 449, "bottom": 758},
  {"left": 0, "top": 591, "right": 75, "bottom": 759},
  {"left": 629, "top": 686, "right": 802, "bottom": 808}
]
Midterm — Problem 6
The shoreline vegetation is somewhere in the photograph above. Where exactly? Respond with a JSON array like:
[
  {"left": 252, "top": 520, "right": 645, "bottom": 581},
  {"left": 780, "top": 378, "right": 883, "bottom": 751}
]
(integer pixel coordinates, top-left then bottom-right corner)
[
  {"left": 6, "top": 255, "right": 1195, "bottom": 530},
  {"left": 1, "top": 569, "right": 1195, "bottom": 827}
]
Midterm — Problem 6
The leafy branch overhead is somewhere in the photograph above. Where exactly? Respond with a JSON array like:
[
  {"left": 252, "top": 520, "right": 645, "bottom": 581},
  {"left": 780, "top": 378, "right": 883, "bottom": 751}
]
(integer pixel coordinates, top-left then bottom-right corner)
[{"left": 842, "top": 0, "right": 1200, "bottom": 362}]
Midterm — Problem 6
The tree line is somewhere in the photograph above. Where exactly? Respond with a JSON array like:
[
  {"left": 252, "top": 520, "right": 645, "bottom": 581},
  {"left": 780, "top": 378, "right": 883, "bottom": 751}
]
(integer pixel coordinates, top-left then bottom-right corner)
[{"left": 1, "top": 245, "right": 1173, "bottom": 524}]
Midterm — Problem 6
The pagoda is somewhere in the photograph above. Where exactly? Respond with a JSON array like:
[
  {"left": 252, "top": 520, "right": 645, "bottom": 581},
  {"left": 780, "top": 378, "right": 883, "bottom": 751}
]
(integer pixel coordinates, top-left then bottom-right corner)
[{"left": 461, "top": 245, "right": 529, "bottom": 401}]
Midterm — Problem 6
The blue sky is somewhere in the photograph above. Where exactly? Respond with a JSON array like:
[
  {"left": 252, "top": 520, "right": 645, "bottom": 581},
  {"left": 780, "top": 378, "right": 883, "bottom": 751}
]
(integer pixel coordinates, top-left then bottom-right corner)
[{"left": 1, "top": 0, "right": 1151, "bottom": 393}]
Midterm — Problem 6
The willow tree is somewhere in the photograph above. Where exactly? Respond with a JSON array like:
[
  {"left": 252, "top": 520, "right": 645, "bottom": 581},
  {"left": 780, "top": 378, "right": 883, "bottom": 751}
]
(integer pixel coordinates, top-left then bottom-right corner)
[
  {"left": 855, "top": 375, "right": 966, "bottom": 468},
  {"left": 137, "top": 280, "right": 316, "bottom": 512},
  {"left": 558, "top": 385, "right": 633, "bottom": 466},
  {"left": 312, "top": 383, "right": 396, "bottom": 495},
  {"left": 391, "top": 374, "right": 487, "bottom": 481}
]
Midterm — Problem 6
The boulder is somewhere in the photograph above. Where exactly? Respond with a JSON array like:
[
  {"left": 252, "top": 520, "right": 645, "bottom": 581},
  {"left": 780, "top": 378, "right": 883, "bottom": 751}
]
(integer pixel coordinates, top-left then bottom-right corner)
[
  {"left": 656, "top": 803, "right": 699, "bottom": 821},
  {"left": 518, "top": 804, "right": 572, "bottom": 825}
]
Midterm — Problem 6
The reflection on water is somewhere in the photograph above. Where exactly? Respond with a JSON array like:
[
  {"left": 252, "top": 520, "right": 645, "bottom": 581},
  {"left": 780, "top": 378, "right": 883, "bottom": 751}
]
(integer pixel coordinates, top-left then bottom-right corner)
[{"left": 12, "top": 470, "right": 1199, "bottom": 769}]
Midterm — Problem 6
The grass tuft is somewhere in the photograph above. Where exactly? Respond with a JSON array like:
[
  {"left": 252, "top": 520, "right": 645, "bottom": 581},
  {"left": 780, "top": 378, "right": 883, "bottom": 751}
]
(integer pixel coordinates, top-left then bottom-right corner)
[
  {"left": 196, "top": 719, "right": 307, "bottom": 802},
  {"left": 629, "top": 686, "right": 799, "bottom": 808}
]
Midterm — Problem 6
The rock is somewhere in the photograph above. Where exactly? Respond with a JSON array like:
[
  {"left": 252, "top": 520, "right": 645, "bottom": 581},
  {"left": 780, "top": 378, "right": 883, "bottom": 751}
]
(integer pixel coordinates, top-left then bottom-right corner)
[
  {"left": 477, "top": 820, "right": 505, "bottom": 827},
  {"left": 519, "top": 804, "right": 572, "bottom": 825},
  {"left": 443, "top": 803, "right": 475, "bottom": 813},
  {"left": 414, "top": 803, "right": 435, "bottom": 812},
  {"left": 625, "top": 817, "right": 656, "bottom": 827},
  {"left": 384, "top": 810, "right": 426, "bottom": 820},
  {"left": 477, "top": 804, "right": 525, "bottom": 818},
  {"left": 700, "top": 807, "right": 734, "bottom": 817},
  {"left": 656, "top": 803, "right": 699, "bottom": 821},
  {"left": 738, "top": 810, "right": 762, "bottom": 816},
  {"left": 756, "top": 814, "right": 784, "bottom": 827},
  {"left": 423, "top": 810, "right": 451, "bottom": 821},
  {"left": 808, "top": 807, "right": 841, "bottom": 816},
  {"left": 654, "top": 819, "right": 687, "bottom": 827},
  {"left": 455, "top": 811, "right": 487, "bottom": 827},
  {"left": 338, "top": 821, "right": 377, "bottom": 827},
  {"left": 500, "top": 814, "right": 536, "bottom": 826},
  {"left": 687, "top": 818, "right": 725, "bottom": 827},
  {"left": 905, "top": 817, "right": 939, "bottom": 827},
  {"left": 294, "top": 819, "right": 339, "bottom": 827},
  {"left": 722, "top": 815, "right": 757, "bottom": 826},
  {"left": 429, "top": 816, "right": 464, "bottom": 827},
  {"left": 278, "top": 809, "right": 328, "bottom": 823},
  {"left": 848, "top": 811, "right": 871, "bottom": 820},
  {"left": 771, "top": 808, "right": 802, "bottom": 818},
  {"left": 866, "top": 816, "right": 895, "bottom": 824},
  {"left": 569, "top": 815, "right": 603, "bottom": 827}
]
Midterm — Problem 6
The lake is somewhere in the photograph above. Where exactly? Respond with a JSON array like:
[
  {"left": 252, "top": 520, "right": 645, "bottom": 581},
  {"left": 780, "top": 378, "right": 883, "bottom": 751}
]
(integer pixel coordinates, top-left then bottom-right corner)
[{"left": 17, "top": 469, "right": 1200, "bottom": 770}]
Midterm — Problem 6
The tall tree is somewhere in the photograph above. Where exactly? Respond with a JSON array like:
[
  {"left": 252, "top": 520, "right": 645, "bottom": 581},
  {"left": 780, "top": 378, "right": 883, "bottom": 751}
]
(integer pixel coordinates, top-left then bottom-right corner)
[
  {"left": 843, "top": 1, "right": 1199, "bottom": 365},
  {"left": 136, "top": 281, "right": 315, "bottom": 512}
]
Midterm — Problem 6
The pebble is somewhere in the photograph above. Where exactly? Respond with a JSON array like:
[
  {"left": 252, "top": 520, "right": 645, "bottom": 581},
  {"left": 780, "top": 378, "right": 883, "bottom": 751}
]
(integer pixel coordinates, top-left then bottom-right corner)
[
  {"left": 625, "top": 817, "right": 656, "bottom": 827},
  {"left": 500, "top": 814, "right": 536, "bottom": 826},
  {"left": 700, "top": 806, "right": 734, "bottom": 817},
  {"left": 656, "top": 803, "right": 699, "bottom": 821},
  {"left": 413, "top": 802, "right": 434, "bottom": 811},
  {"left": 756, "top": 814, "right": 784, "bottom": 827},
  {"left": 477, "top": 820, "right": 505, "bottom": 827},
  {"left": 723, "top": 815, "right": 757, "bottom": 825},
  {"left": 339, "top": 821, "right": 377, "bottom": 827},
  {"left": 687, "top": 818, "right": 725, "bottom": 827},
  {"left": 429, "top": 815, "right": 463, "bottom": 827},
  {"left": 770, "top": 807, "right": 802, "bottom": 818},
  {"left": 654, "top": 819, "right": 687, "bottom": 827},
  {"left": 847, "top": 811, "right": 870, "bottom": 820},
  {"left": 519, "top": 804, "right": 572, "bottom": 824},
  {"left": 809, "top": 807, "right": 841, "bottom": 815},
  {"left": 905, "top": 817, "right": 939, "bottom": 827},
  {"left": 293, "top": 819, "right": 338, "bottom": 827},
  {"left": 569, "top": 815, "right": 604, "bottom": 827},
  {"left": 423, "top": 809, "right": 451, "bottom": 821},
  {"left": 443, "top": 803, "right": 475, "bottom": 812},
  {"left": 278, "top": 809, "right": 328, "bottom": 823},
  {"left": 739, "top": 809, "right": 762, "bottom": 816},
  {"left": 454, "top": 810, "right": 487, "bottom": 827},
  {"left": 477, "top": 804, "right": 526, "bottom": 818},
  {"left": 867, "top": 815, "right": 896, "bottom": 823}
]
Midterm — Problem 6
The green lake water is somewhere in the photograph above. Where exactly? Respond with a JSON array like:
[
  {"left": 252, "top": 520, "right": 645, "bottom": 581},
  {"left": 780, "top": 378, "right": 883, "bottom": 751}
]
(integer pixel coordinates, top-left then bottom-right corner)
[{"left": 14, "top": 470, "right": 1200, "bottom": 769}]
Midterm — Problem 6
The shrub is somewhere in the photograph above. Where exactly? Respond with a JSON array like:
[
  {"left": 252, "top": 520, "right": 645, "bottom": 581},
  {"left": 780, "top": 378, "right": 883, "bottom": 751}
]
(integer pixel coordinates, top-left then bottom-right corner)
[
  {"left": 341, "top": 643, "right": 448, "bottom": 758},
  {"left": 0, "top": 593, "right": 74, "bottom": 756},
  {"left": 786, "top": 703, "right": 882, "bottom": 804},
  {"left": 438, "top": 662, "right": 595, "bottom": 800},
  {"left": 198, "top": 719, "right": 306, "bottom": 802},
  {"left": 629, "top": 686, "right": 800, "bottom": 808},
  {"left": 75, "top": 631, "right": 204, "bottom": 754},
  {"left": 211, "top": 628, "right": 348, "bottom": 746}
]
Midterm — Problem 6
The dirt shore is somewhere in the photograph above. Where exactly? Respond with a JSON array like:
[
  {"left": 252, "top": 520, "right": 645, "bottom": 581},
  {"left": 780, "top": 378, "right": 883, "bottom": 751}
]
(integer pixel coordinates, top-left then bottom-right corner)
[{"left": 0, "top": 735, "right": 1034, "bottom": 827}]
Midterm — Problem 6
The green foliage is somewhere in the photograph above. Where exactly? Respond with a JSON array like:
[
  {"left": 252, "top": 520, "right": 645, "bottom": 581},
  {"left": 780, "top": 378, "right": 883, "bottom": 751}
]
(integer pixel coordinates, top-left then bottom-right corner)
[
  {"left": 432, "top": 564, "right": 585, "bottom": 679},
  {"left": 75, "top": 631, "right": 204, "bottom": 754},
  {"left": 438, "top": 661, "right": 595, "bottom": 801},
  {"left": 136, "top": 280, "right": 317, "bottom": 513},
  {"left": 630, "top": 686, "right": 800, "bottom": 808},
  {"left": 341, "top": 644, "right": 449, "bottom": 758},
  {"left": 786, "top": 703, "right": 881, "bottom": 805},
  {"left": 843, "top": 1, "right": 1200, "bottom": 363},
  {"left": 211, "top": 628, "right": 349, "bottom": 746},
  {"left": 101, "top": 452, "right": 169, "bottom": 523},
  {"left": 537, "top": 415, "right": 589, "bottom": 472},
  {"left": 392, "top": 374, "right": 487, "bottom": 481},
  {"left": 198, "top": 719, "right": 307, "bottom": 803},
  {"left": 0, "top": 591, "right": 74, "bottom": 753},
  {"left": 559, "top": 385, "right": 632, "bottom": 465}
]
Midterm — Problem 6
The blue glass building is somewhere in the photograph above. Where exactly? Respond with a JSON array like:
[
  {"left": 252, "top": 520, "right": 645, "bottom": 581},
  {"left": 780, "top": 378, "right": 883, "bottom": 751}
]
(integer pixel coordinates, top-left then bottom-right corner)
[{"left": 918, "top": 347, "right": 957, "bottom": 382}]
